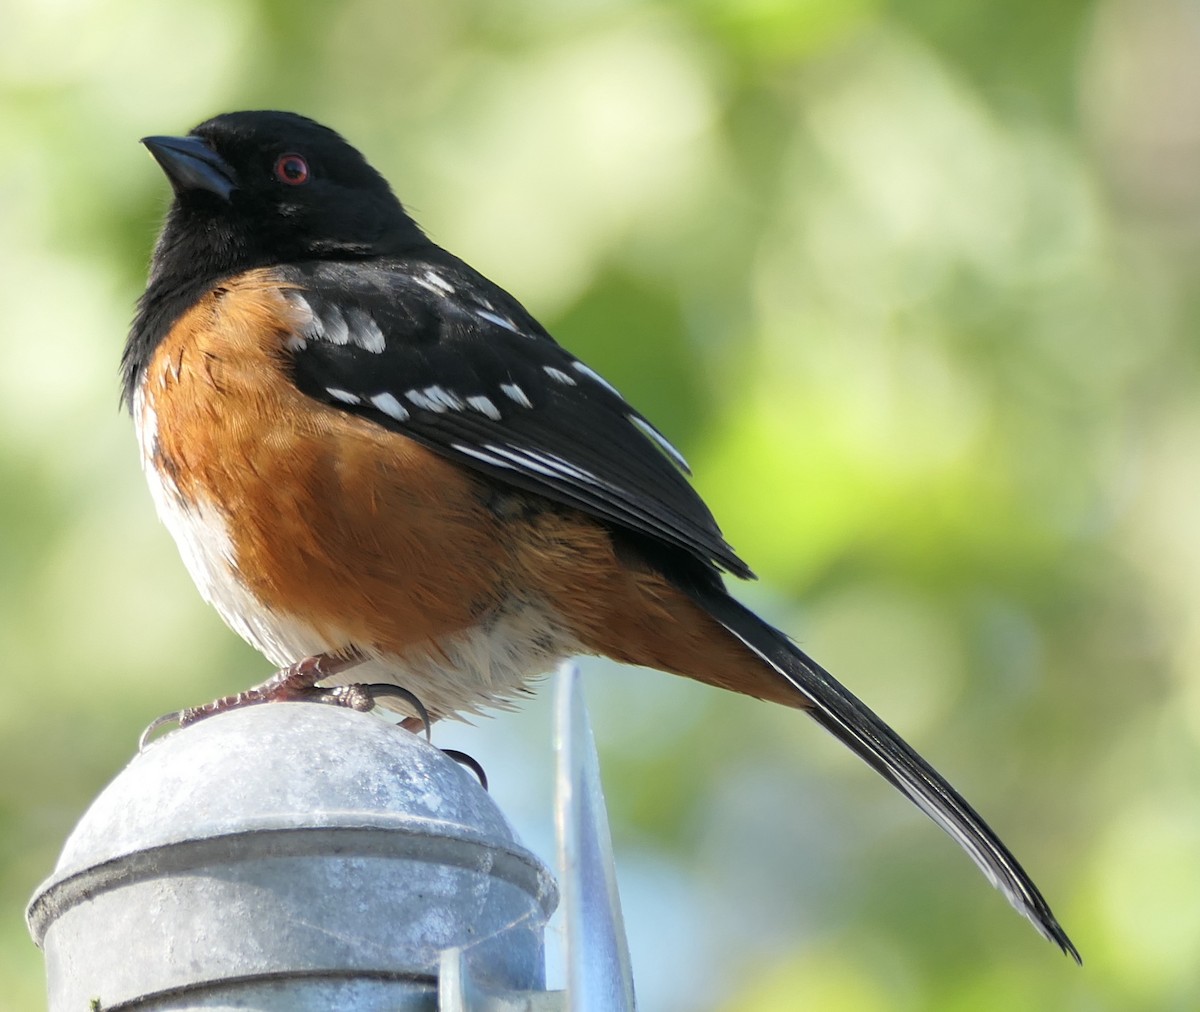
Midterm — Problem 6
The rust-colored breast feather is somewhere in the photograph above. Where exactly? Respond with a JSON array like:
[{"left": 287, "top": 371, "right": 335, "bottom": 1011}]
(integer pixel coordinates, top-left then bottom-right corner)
[
  {"left": 144, "top": 270, "right": 507, "bottom": 656},
  {"left": 143, "top": 269, "right": 801, "bottom": 709}
]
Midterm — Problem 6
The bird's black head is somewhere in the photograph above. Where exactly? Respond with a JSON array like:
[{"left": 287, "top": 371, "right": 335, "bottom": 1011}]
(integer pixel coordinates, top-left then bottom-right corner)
[
  {"left": 143, "top": 111, "right": 426, "bottom": 286},
  {"left": 125, "top": 111, "right": 427, "bottom": 407}
]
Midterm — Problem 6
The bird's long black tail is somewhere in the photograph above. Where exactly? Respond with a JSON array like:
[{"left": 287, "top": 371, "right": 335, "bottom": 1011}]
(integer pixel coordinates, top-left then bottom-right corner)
[{"left": 696, "top": 588, "right": 1080, "bottom": 962}]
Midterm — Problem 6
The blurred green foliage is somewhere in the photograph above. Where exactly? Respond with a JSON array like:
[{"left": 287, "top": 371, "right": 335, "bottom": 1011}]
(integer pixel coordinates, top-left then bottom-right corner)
[{"left": 3, "top": 0, "right": 1198, "bottom": 1008}]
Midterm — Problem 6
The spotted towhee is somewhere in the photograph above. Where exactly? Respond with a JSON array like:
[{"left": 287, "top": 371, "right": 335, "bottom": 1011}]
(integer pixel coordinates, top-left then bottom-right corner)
[{"left": 124, "top": 110, "right": 1077, "bottom": 959}]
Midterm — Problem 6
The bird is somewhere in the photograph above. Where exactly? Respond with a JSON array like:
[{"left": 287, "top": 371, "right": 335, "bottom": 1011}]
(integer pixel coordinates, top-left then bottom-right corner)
[{"left": 124, "top": 110, "right": 1078, "bottom": 961}]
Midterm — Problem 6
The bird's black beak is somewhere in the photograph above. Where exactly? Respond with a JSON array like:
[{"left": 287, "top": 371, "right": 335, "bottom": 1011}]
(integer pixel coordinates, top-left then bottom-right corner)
[{"left": 141, "top": 135, "right": 237, "bottom": 201}]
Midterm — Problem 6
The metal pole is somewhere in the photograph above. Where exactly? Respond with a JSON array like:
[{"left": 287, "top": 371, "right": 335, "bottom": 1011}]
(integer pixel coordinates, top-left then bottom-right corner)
[{"left": 555, "top": 665, "right": 637, "bottom": 1011}]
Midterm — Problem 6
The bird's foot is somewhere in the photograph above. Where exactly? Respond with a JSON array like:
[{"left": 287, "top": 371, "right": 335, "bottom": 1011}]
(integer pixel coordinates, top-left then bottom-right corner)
[
  {"left": 138, "top": 650, "right": 433, "bottom": 749},
  {"left": 137, "top": 655, "right": 483, "bottom": 785}
]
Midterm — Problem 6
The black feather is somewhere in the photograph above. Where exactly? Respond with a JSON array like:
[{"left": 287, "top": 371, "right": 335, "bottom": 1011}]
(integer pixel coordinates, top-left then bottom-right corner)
[{"left": 683, "top": 587, "right": 1081, "bottom": 963}]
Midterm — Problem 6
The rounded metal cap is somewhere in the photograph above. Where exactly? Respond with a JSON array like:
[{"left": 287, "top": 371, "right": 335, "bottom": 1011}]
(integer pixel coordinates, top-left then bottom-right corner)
[{"left": 28, "top": 703, "right": 557, "bottom": 1011}]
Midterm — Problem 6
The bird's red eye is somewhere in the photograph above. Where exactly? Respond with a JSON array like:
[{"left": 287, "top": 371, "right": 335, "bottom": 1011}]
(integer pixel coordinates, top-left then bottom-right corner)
[{"left": 273, "top": 153, "right": 309, "bottom": 185}]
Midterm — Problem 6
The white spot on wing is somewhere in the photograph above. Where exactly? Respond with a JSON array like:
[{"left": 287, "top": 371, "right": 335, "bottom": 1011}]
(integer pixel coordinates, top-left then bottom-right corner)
[
  {"left": 544, "top": 366, "right": 577, "bottom": 386},
  {"left": 476, "top": 309, "right": 520, "bottom": 334},
  {"left": 466, "top": 395, "right": 502, "bottom": 420},
  {"left": 500, "top": 383, "right": 532, "bottom": 408},
  {"left": 346, "top": 308, "right": 386, "bottom": 353},
  {"left": 282, "top": 291, "right": 324, "bottom": 343},
  {"left": 406, "top": 390, "right": 440, "bottom": 412},
  {"left": 451, "top": 443, "right": 514, "bottom": 469},
  {"left": 321, "top": 305, "right": 350, "bottom": 345},
  {"left": 525, "top": 449, "right": 595, "bottom": 482},
  {"left": 407, "top": 385, "right": 464, "bottom": 413},
  {"left": 327, "top": 388, "right": 361, "bottom": 405},
  {"left": 283, "top": 295, "right": 381, "bottom": 354},
  {"left": 484, "top": 444, "right": 556, "bottom": 478},
  {"left": 482, "top": 444, "right": 599, "bottom": 484},
  {"left": 281, "top": 290, "right": 311, "bottom": 311},
  {"left": 571, "top": 360, "right": 621, "bottom": 396},
  {"left": 371, "top": 392, "right": 409, "bottom": 422},
  {"left": 629, "top": 414, "right": 690, "bottom": 472},
  {"left": 282, "top": 290, "right": 313, "bottom": 318},
  {"left": 427, "top": 271, "right": 455, "bottom": 294},
  {"left": 414, "top": 270, "right": 455, "bottom": 296},
  {"left": 426, "top": 385, "right": 464, "bottom": 410}
]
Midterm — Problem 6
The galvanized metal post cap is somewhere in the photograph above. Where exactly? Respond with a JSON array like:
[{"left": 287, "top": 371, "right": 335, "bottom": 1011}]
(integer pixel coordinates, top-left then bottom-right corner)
[{"left": 28, "top": 702, "right": 558, "bottom": 1010}]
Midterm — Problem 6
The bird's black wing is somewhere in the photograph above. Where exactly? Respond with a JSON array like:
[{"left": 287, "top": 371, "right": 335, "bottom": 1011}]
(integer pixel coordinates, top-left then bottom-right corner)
[
  {"left": 278, "top": 257, "right": 753, "bottom": 580},
  {"left": 278, "top": 258, "right": 1082, "bottom": 961}
]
